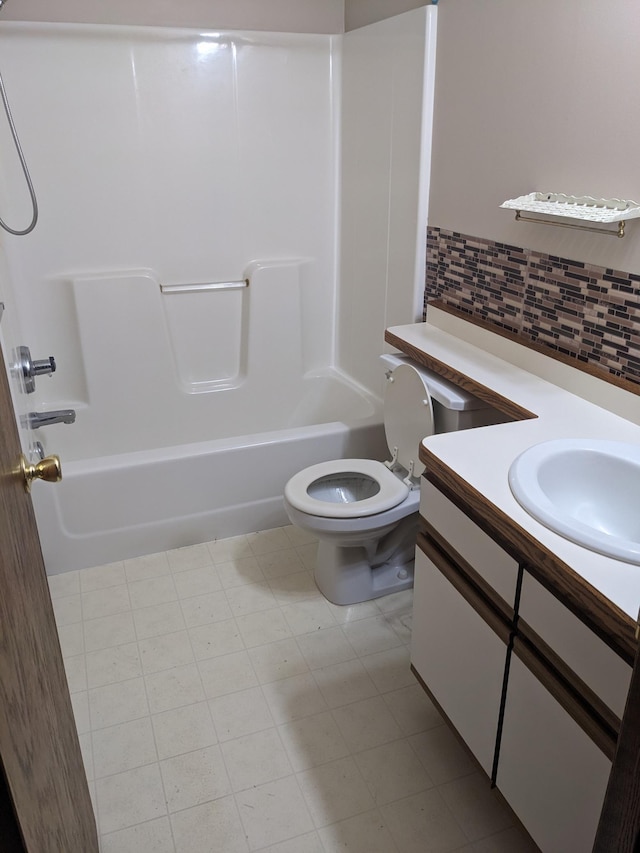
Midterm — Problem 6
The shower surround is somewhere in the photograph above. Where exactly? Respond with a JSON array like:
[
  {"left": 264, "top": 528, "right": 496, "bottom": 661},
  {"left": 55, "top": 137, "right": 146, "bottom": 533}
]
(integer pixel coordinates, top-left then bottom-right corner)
[
  {"left": 0, "top": 22, "right": 338, "bottom": 452},
  {"left": 0, "top": 11, "right": 435, "bottom": 572}
]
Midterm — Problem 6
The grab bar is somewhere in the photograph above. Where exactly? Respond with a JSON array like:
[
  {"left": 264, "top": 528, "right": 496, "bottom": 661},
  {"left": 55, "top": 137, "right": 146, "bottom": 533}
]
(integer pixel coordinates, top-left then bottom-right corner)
[{"left": 160, "top": 279, "right": 249, "bottom": 294}]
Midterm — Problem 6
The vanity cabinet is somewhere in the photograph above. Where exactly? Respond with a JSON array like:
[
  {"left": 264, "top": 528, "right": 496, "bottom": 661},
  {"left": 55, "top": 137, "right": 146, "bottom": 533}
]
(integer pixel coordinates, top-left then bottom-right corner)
[{"left": 413, "top": 478, "right": 632, "bottom": 853}]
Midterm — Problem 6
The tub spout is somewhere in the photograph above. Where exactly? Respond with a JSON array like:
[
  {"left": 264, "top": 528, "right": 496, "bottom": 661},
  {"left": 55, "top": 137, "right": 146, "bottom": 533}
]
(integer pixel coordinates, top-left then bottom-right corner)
[{"left": 23, "top": 409, "right": 76, "bottom": 429}]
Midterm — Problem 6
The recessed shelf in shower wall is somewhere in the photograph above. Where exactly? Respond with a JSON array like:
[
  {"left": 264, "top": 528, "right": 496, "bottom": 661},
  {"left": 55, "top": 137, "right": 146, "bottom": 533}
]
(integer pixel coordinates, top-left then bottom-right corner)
[{"left": 500, "top": 192, "right": 640, "bottom": 238}]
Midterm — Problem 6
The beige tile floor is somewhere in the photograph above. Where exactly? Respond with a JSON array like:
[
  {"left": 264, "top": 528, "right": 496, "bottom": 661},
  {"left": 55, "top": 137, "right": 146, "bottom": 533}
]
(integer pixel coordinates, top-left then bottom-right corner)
[{"left": 49, "top": 525, "right": 539, "bottom": 853}]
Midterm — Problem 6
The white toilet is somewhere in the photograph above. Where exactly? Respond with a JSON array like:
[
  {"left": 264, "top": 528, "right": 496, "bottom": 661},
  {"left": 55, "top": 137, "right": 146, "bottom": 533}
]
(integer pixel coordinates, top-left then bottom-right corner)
[{"left": 284, "top": 354, "right": 503, "bottom": 605}]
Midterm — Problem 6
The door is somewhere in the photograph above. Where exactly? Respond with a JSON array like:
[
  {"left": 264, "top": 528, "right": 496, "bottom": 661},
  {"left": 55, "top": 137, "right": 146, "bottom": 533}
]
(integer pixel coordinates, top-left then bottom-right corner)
[
  {"left": 593, "top": 641, "right": 640, "bottom": 852},
  {"left": 0, "top": 325, "right": 98, "bottom": 850}
]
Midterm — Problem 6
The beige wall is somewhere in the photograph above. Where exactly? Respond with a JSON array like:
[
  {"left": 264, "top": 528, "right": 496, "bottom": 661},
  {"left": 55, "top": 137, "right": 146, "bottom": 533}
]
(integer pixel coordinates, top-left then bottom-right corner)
[
  {"left": 0, "top": 0, "right": 344, "bottom": 33},
  {"left": 429, "top": 0, "right": 640, "bottom": 273},
  {"left": 344, "top": 0, "right": 428, "bottom": 31}
]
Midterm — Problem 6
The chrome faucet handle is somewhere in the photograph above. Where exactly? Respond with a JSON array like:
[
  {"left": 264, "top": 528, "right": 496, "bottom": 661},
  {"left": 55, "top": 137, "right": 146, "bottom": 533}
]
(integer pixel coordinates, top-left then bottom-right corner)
[
  {"left": 30, "top": 440, "right": 45, "bottom": 461},
  {"left": 32, "top": 355, "right": 56, "bottom": 376},
  {"left": 14, "top": 345, "right": 56, "bottom": 393}
]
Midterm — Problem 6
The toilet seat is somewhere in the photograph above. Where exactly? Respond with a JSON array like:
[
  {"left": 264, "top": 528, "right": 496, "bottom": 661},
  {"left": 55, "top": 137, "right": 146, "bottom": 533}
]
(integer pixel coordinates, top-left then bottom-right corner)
[
  {"left": 383, "top": 362, "right": 434, "bottom": 478},
  {"left": 285, "top": 362, "right": 436, "bottom": 522},
  {"left": 284, "top": 458, "right": 409, "bottom": 519}
]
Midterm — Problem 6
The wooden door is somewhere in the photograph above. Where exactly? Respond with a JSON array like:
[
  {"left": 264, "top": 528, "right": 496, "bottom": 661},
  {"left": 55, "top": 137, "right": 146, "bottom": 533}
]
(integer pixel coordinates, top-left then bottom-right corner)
[
  {"left": 0, "top": 334, "right": 98, "bottom": 850},
  {"left": 593, "top": 641, "right": 640, "bottom": 852}
]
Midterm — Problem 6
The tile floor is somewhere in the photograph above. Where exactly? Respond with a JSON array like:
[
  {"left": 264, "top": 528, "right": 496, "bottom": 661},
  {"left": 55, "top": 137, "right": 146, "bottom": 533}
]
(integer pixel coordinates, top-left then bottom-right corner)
[{"left": 49, "top": 525, "right": 539, "bottom": 853}]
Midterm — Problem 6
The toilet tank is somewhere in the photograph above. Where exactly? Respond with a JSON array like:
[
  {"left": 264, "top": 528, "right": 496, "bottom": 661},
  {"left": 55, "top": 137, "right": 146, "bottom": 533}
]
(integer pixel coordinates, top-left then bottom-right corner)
[{"left": 380, "top": 354, "right": 511, "bottom": 434}]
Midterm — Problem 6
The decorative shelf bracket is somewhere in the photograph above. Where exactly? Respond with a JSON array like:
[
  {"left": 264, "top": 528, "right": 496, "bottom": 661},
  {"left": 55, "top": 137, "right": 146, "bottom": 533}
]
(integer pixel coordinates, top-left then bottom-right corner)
[
  {"left": 501, "top": 193, "right": 640, "bottom": 239},
  {"left": 513, "top": 210, "right": 626, "bottom": 239}
]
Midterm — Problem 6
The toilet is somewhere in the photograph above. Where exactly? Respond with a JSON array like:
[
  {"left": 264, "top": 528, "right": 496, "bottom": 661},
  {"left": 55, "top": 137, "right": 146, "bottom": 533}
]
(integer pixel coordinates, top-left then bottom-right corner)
[{"left": 284, "top": 354, "right": 503, "bottom": 605}]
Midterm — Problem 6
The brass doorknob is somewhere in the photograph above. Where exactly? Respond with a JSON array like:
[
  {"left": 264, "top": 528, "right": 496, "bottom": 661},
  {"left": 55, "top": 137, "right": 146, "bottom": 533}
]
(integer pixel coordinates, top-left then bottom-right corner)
[{"left": 20, "top": 453, "right": 62, "bottom": 493}]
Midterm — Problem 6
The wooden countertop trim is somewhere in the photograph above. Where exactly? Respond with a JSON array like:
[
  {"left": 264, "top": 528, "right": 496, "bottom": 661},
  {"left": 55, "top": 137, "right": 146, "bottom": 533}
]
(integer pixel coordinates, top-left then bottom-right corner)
[
  {"left": 420, "top": 446, "right": 637, "bottom": 665},
  {"left": 384, "top": 328, "right": 536, "bottom": 423}
]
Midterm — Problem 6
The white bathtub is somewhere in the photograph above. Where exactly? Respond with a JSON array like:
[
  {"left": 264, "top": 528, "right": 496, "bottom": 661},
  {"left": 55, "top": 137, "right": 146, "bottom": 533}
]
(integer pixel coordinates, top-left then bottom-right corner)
[{"left": 33, "top": 372, "right": 386, "bottom": 573}]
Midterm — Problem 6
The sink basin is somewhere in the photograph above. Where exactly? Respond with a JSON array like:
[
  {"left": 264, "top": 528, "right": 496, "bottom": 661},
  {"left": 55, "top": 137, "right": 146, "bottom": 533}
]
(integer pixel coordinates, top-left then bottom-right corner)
[{"left": 508, "top": 438, "right": 640, "bottom": 564}]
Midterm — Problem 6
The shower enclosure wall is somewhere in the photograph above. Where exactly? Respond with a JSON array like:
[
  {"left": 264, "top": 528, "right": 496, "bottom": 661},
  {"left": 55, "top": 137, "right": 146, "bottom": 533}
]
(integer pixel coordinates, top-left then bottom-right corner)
[{"left": 0, "top": 10, "right": 436, "bottom": 573}]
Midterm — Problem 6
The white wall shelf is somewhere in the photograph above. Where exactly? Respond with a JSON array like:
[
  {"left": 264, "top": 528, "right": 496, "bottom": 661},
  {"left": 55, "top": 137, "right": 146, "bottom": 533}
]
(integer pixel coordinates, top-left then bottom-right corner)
[{"left": 500, "top": 193, "right": 640, "bottom": 238}]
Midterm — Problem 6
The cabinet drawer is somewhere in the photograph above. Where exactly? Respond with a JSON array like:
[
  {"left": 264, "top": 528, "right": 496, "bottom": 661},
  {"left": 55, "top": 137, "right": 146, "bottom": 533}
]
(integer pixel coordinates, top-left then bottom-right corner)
[
  {"left": 411, "top": 548, "right": 507, "bottom": 775},
  {"left": 420, "top": 480, "right": 518, "bottom": 603},
  {"left": 498, "top": 654, "right": 611, "bottom": 853},
  {"left": 519, "top": 574, "right": 631, "bottom": 719}
]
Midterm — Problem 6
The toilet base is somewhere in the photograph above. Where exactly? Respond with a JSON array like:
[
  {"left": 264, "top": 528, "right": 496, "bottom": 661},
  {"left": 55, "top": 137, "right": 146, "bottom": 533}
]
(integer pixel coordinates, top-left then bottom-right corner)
[{"left": 314, "top": 540, "right": 414, "bottom": 606}]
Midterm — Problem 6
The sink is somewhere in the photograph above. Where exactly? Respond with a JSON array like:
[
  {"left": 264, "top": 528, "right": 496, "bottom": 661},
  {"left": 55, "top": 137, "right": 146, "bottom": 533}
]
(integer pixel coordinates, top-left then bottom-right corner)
[{"left": 508, "top": 438, "right": 640, "bottom": 564}]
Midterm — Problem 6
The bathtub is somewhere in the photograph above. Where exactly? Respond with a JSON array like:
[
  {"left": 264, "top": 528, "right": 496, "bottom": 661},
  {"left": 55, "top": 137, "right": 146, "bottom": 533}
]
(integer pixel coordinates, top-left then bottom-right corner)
[{"left": 33, "top": 371, "right": 386, "bottom": 574}]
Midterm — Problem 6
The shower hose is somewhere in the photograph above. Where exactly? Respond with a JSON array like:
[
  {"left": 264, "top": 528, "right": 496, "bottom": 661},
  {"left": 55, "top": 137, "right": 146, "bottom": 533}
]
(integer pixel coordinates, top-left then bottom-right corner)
[{"left": 0, "top": 67, "right": 38, "bottom": 235}]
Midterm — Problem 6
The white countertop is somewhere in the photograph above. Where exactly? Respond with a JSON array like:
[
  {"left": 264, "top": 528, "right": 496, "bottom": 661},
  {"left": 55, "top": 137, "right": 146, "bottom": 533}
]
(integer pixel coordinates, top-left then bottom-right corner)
[{"left": 387, "top": 311, "right": 640, "bottom": 622}]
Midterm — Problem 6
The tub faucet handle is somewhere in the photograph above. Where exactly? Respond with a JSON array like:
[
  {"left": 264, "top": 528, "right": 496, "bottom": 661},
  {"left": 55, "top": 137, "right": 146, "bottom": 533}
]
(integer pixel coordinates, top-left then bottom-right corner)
[
  {"left": 14, "top": 345, "right": 56, "bottom": 393},
  {"left": 32, "top": 355, "right": 56, "bottom": 376}
]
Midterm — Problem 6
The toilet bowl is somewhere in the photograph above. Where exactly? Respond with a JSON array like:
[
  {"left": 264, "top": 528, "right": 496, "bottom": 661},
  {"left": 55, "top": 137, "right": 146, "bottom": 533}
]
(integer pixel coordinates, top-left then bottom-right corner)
[{"left": 284, "top": 354, "right": 502, "bottom": 605}]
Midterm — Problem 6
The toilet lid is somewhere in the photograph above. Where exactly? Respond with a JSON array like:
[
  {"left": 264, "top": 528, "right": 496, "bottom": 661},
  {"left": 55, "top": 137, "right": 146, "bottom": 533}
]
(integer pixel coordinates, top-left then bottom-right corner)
[
  {"left": 284, "top": 458, "right": 410, "bottom": 518},
  {"left": 384, "top": 363, "right": 435, "bottom": 478}
]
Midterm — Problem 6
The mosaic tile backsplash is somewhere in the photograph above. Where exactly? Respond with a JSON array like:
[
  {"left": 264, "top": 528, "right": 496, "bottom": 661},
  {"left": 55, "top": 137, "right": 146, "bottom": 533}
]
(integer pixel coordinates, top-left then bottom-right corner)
[{"left": 425, "top": 227, "right": 640, "bottom": 386}]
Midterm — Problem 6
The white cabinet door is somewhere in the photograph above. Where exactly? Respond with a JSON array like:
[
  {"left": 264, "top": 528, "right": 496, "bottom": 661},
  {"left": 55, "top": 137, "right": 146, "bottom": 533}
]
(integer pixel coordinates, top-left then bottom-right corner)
[
  {"left": 497, "top": 655, "right": 611, "bottom": 853},
  {"left": 411, "top": 549, "right": 507, "bottom": 775}
]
